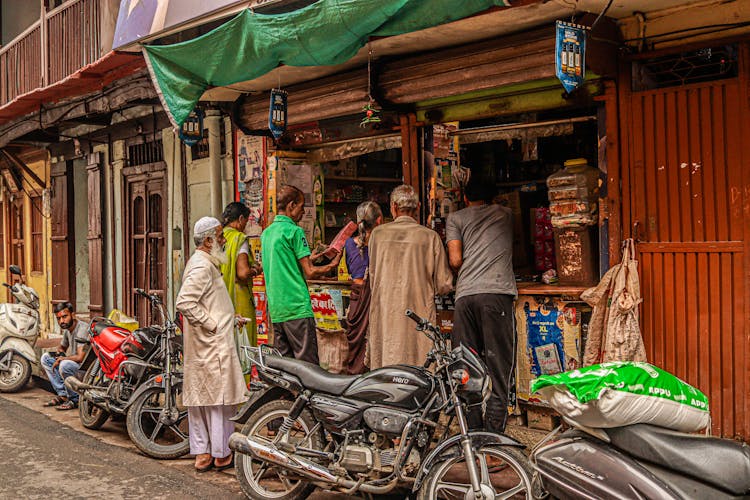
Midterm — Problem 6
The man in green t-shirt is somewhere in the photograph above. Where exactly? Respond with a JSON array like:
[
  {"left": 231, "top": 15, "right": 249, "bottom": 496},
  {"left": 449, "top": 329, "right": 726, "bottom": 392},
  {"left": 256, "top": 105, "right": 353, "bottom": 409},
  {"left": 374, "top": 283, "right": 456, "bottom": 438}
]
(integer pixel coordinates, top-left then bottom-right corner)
[{"left": 261, "top": 185, "right": 342, "bottom": 363}]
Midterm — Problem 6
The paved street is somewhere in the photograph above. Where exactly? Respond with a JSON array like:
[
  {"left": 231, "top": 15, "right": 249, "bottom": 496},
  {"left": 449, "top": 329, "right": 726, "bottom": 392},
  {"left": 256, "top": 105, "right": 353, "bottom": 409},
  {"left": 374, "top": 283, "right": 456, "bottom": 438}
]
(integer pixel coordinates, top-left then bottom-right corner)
[
  {"left": 0, "top": 378, "right": 544, "bottom": 499},
  {"left": 0, "top": 386, "right": 244, "bottom": 500},
  {"left": 0, "top": 379, "right": 362, "bottom": 500}
]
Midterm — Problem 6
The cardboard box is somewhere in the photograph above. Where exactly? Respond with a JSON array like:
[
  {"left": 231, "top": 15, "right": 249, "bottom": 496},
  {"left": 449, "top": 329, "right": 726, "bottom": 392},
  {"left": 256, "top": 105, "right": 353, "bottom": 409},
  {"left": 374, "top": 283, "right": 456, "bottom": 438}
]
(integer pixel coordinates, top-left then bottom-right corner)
[{"left": 526, "top": 406, "right": 561, "bottom": 431}]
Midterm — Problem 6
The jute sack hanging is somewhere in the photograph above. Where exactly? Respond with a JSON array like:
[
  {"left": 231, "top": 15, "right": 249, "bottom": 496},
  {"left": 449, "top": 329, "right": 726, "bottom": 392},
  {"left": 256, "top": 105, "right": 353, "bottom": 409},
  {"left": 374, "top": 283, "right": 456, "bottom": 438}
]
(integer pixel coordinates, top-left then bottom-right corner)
[{"left": 581, "top": 238, "right": 646, "bottom": 364}]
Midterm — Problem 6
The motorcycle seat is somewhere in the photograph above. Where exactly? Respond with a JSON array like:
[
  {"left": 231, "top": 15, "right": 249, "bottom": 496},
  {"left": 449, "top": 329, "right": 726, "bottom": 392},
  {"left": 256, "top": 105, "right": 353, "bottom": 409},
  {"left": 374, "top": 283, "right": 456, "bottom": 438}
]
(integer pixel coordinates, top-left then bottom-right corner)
[
  {"left": 265, "top": 355, "right": 358, "bottom": 396},
  {"left": 606, "top": 424, "right": 750, "bottom": 495},
  {"left": 90, "top": 317, "right": 116, "bottom": 335}
]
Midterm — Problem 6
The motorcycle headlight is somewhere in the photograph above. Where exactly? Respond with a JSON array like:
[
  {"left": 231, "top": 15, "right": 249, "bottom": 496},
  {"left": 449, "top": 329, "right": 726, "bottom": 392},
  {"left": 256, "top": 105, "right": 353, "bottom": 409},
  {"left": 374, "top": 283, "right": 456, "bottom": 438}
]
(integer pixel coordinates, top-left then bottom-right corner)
[{"left": 448, "top": 344, "right": 489, "bottom": 405}]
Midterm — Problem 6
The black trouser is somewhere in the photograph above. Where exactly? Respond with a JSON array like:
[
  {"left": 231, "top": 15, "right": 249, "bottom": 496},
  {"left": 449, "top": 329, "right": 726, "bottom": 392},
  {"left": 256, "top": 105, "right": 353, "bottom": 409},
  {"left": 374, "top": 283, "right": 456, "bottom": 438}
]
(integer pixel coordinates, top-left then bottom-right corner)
[
  {"left": 272, "top": 317, "right": 319, "bottom": 365},
  {"left": 452, "top": 293, "right": 516, "bottom": 433}
]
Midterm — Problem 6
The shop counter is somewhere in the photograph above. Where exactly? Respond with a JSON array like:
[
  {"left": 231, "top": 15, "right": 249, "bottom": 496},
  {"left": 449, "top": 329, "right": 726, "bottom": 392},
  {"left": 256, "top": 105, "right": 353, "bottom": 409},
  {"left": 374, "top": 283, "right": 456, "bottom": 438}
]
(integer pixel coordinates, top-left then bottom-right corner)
[{"left": 515, "top": 282, "right": 587, "bottom": 298}]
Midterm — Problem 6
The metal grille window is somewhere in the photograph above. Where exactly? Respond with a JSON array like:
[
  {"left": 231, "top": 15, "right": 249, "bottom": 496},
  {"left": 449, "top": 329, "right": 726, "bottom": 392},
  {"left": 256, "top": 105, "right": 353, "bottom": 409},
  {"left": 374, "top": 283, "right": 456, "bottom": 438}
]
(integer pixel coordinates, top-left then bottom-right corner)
[
  {"left": 128, "top": 139, "right": 164, "bottom": 166},
  {"left": 190, "top": 122, "right": 226, "bottom": 160},
  {"left": 30, "top": 196, "right": 43, "bottom": 272},
  {"left": 632, "top": 45, "right": 738, "bottom": 91}
]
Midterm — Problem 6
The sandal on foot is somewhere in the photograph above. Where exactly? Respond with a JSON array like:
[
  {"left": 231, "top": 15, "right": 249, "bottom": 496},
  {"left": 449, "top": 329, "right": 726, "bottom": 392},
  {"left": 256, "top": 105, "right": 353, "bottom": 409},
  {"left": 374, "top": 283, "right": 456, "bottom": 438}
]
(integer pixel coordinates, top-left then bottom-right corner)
[
  {"left": 195, "top": 454, "right": 213, "bottom": 472},
  {"left": 214, "top": 455, "right": 234, "bottom": 471},
  {"left": 55, "top": 400, "right": 78, "bottom": 410},
  {"left": 44, "top": 396, "right": 66, "bottom": 407},
  {"left": 195, "top": 461, "right": 214, "bottom": 473}
]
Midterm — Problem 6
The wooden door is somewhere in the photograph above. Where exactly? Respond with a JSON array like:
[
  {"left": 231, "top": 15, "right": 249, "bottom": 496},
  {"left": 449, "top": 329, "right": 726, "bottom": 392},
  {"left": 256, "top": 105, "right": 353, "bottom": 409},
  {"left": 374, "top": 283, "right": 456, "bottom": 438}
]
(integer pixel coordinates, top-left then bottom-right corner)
[
  {"left": 50, "top": 162, "right": 75, "bottom": 306},
  {"left": 123, "top": 165, "right": 166, "bottom": 325},
  {"left": 623, "top": 76, "right": 749, "bottom": 439},
  {"left": 8, "top": 198, "right": 24, "bottom": 275}
]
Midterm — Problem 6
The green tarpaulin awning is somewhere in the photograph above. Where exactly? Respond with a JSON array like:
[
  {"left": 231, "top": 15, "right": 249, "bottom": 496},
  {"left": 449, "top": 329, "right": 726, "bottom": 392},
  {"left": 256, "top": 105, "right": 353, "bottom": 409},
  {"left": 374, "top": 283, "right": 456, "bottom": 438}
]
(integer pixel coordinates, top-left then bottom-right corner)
[{"left": 143, "top": 0, "right": 510, "bottom": 127}]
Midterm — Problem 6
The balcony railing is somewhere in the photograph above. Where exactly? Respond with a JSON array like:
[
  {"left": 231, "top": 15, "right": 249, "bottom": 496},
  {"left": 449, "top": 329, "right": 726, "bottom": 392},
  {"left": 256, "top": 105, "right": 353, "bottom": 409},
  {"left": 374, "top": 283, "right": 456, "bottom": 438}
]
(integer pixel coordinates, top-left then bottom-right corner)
[
  {"left": 0, "top": 23, "right": 43, "bottom": 105},
  {"left": 0, "top": 0, "right": 107, "bottom": 107}
]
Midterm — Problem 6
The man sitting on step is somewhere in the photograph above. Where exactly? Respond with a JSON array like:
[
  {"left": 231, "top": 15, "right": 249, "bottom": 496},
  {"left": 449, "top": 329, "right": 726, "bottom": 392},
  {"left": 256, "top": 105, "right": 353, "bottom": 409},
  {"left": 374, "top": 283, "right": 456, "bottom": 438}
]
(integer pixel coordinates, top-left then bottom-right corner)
[{"left": 41, "top": 302, "right": 90, "bottom": 411}]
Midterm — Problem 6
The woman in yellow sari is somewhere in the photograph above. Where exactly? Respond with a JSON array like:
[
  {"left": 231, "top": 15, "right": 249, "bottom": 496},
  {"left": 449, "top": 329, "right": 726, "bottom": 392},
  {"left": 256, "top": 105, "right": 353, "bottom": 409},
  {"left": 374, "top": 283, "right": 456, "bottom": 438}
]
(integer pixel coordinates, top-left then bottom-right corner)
[{"left": 221, "top": 202, "right": 261, "bottom": 371}]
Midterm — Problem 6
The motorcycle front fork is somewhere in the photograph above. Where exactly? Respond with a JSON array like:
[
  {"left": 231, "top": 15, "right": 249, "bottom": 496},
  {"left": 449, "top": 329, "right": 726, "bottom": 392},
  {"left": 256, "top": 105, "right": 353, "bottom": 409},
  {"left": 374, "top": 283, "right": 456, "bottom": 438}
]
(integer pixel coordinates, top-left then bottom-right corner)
[{"left": 453, "top": 394, "right": 485, "bottom": 499}]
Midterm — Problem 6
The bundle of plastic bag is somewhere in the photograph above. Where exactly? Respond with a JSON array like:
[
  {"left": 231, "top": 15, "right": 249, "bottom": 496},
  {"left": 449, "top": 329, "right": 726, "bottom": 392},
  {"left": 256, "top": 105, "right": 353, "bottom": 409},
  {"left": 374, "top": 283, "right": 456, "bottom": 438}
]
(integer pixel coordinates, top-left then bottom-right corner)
[
  {"left": 107, "top": 309, "right": 138, "bottom": 332},
  {"left": 530, "top": 361, "right": 710, "bottom": 432}
]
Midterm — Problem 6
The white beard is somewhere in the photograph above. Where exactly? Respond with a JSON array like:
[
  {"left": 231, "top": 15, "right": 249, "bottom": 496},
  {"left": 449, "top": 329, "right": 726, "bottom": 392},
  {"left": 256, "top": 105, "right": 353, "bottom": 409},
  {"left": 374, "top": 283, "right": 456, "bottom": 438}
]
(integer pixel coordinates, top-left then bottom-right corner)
[{"left": 207, "top": 243, "right": 228, "bottom": 267}]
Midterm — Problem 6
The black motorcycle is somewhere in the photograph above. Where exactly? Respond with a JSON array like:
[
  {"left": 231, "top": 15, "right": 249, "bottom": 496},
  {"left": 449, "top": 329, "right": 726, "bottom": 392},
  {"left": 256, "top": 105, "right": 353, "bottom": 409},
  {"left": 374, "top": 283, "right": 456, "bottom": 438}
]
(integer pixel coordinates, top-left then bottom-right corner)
[
  {"left": 229, "top": 310, "right": 536, "bottom": 499},
  {"left": 65, "top": 288, "right": 188, "bottom": 460}
]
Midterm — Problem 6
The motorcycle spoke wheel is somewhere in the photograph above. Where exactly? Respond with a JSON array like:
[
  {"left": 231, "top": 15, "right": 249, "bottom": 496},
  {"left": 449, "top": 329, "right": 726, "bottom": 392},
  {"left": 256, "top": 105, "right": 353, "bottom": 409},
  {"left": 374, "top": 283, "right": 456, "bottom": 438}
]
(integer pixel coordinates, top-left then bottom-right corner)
[
  {"left": 236, "top": 400, "right": 322, "bottom": 500},
  {"left": 79, "top": 363, "right": 110, "bottom": 429},
  {"left": 126, "top": 384, "right": 190, "bottom": 459},
  {"left": 420, "top": 446, "right": 534, "bottom": 500}
]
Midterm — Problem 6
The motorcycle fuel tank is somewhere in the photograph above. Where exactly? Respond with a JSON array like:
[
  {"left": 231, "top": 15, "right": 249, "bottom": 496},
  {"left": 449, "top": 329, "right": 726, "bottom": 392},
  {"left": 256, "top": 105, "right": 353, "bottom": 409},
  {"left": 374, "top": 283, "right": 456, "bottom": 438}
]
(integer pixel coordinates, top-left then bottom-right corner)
[
  {"left": 343, "top": 365, "right": 433, "bottom": 410},
  {"left": 92, "top": 324, "right": 130, "bottom": 353},
  {"left": 534, "top": 433, "right": 683, "bottom": 500}
]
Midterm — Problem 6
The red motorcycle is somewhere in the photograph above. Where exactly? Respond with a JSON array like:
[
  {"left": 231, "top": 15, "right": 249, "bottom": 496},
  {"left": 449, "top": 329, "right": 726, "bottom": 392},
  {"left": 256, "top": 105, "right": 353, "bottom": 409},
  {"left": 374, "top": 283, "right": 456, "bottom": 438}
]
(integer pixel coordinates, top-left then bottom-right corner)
[{"left": 66, "top": 288, "right": 188, "bottom": 459}]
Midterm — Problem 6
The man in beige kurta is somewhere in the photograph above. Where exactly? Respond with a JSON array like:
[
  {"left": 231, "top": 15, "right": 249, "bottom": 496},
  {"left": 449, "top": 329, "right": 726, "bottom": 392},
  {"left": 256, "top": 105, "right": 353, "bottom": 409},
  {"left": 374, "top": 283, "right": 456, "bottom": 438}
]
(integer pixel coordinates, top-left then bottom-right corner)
[
  {"left": 176, "top": 216, "right": 248, "bottom": 472},
  {"left": 368, "top": 185, "right": 454, "bottom": 369}
]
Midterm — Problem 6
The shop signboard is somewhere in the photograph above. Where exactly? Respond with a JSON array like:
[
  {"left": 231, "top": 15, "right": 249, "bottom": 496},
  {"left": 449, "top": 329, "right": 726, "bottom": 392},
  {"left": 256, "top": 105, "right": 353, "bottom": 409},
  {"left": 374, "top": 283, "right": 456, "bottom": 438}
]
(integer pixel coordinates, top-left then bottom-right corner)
[{"left": 555, "top": 21, "right": 588, "bottom": 94}]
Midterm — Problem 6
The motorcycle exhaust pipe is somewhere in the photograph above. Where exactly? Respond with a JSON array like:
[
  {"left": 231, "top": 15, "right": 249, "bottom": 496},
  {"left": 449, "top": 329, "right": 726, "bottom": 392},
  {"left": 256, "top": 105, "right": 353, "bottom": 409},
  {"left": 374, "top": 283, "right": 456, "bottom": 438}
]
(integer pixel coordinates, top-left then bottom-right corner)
[
  {"left": 229, "top": 432, "right": 337, "bottom": 483},
  {"left": 64, "top": 376, "right": 90, "bottom": 393},
  {"left": 228, "top": 433, "right": 401, "bottom": 495},
  {"left": 64, "top": 377, "right": 107, "bottom": 404}
]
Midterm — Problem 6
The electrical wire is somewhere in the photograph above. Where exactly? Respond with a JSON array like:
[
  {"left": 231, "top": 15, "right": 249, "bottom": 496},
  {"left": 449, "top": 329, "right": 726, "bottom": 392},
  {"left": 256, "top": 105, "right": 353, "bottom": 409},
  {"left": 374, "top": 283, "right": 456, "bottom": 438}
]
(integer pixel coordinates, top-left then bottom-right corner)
[{"left": 590, "top": 0, "right": 614, "bottom": 31}]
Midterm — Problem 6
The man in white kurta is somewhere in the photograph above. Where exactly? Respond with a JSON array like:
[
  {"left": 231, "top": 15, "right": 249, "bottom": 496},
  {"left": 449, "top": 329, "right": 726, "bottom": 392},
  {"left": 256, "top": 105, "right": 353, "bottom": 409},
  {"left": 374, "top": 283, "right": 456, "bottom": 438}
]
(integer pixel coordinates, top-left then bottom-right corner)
[
  {"left": 368, "top": 185, "right": 454, "bottom": 369},
  {"left": 176, "top": 217, "right": 248, "bottom": 472}
]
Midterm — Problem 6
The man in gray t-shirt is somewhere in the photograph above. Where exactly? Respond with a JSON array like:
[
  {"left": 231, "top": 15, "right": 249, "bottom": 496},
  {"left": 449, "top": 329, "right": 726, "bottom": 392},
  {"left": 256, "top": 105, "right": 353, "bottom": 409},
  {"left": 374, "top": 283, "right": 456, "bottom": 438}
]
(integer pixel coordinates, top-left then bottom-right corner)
[
  {"left": 446, "top": 177, "right": 516, "bottom": 433},
  {"left": 41, "top": 302, "right": 90, "bottom": 410}
]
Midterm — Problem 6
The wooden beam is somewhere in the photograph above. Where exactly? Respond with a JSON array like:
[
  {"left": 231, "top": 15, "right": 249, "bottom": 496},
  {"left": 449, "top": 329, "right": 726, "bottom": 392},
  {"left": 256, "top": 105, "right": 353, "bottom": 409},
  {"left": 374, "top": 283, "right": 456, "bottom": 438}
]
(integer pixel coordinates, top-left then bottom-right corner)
[{"left": 0, "top": 148, "right": 45, "bottom": 189}]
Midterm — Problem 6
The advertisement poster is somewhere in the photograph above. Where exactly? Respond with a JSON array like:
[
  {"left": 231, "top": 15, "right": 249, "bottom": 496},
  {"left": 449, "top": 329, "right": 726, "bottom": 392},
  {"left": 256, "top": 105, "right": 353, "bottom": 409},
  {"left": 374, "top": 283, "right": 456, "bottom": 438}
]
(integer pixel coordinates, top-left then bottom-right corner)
[
  {"left": 555, "top": 20, "right": 588, "bottom": 94},
  {"left": 515, "top": 296, "right": 588, "bottom": 403},
  {"left": 235, "top": 130, "right": 266, "bottom": 236}
]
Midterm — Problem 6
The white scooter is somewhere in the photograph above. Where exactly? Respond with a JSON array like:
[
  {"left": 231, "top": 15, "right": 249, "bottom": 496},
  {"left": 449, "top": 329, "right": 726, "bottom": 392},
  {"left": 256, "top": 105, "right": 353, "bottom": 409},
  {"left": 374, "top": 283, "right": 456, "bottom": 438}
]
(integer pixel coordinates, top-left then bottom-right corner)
[{"left": 0, "top": 265, "right": 40, "bottom": 392}]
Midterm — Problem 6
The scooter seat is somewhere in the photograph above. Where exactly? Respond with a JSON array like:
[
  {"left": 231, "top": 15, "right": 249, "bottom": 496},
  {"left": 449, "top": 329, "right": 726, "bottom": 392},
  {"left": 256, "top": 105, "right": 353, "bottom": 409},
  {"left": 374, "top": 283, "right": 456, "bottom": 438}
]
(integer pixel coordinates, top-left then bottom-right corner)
[
  {"left": 606, "top": 424, "right": 750, "bottom": 495},
  {"left": 265, "top": 355, "right": 358, "bottom": 395}
]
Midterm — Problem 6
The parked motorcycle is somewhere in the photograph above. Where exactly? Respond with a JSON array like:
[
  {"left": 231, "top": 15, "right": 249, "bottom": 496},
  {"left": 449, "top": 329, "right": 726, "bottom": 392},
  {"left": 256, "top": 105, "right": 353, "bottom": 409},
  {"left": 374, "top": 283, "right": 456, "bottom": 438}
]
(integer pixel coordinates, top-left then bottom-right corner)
[
  {"left": 0, "top": 265, "right": 40, "bottom": 393},
  {"left": 530, "top": 418, "right": 750, "bottom": 499},
  {"left": 229, "top": 309, "right": 536, "bottom": 500},
  {"left": 65, "top": 288, "right": 188, "bottom": 459}
]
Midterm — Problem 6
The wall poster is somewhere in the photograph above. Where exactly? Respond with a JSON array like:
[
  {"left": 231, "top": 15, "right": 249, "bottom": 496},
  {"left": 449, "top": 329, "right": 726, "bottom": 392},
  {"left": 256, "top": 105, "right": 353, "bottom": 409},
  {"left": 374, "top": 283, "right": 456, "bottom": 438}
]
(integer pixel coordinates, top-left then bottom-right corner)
[{"left": 235, "top": 130, "right": 266, "bottom": 237}]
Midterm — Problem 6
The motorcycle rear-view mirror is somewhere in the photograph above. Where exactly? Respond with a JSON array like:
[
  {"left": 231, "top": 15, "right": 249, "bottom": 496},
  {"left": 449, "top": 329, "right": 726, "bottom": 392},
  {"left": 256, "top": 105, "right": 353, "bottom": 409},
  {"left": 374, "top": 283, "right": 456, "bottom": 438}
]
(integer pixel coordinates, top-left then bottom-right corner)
[{"left": 9, "top": 265, "right": 21, "bottom": 276}]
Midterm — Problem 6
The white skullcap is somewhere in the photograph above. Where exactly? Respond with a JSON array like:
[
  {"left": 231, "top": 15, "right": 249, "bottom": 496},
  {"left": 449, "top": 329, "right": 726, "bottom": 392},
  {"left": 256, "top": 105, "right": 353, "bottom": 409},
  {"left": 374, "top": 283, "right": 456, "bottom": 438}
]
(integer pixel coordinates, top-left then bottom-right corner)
[{"left": 194, "top": 216, "right": 221, "bottom": 236}]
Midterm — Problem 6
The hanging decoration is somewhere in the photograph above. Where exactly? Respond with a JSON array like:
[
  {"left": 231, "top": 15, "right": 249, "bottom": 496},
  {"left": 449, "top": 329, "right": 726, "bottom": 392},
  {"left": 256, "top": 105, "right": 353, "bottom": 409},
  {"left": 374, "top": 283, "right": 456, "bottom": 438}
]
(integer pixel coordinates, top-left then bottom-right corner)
[
  {"left": 555, "top": 20, "right": 589, "bottom": 94},
  {"left": 268, "top": 88, "right": 288, "bottom": 140},
  {"left": 360, "top": 43, "right": 381, "bottom": 127},
  {"left": 178, "top": 108, "right": 204, "bottom": 146}
]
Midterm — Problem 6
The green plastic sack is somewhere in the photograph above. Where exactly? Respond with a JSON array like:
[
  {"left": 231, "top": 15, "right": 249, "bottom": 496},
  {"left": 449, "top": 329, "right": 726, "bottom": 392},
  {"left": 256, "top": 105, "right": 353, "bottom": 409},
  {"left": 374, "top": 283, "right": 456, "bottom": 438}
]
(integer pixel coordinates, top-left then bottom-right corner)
[{"left": 531, "top": 362, "right": 710, "bottom": 432}]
